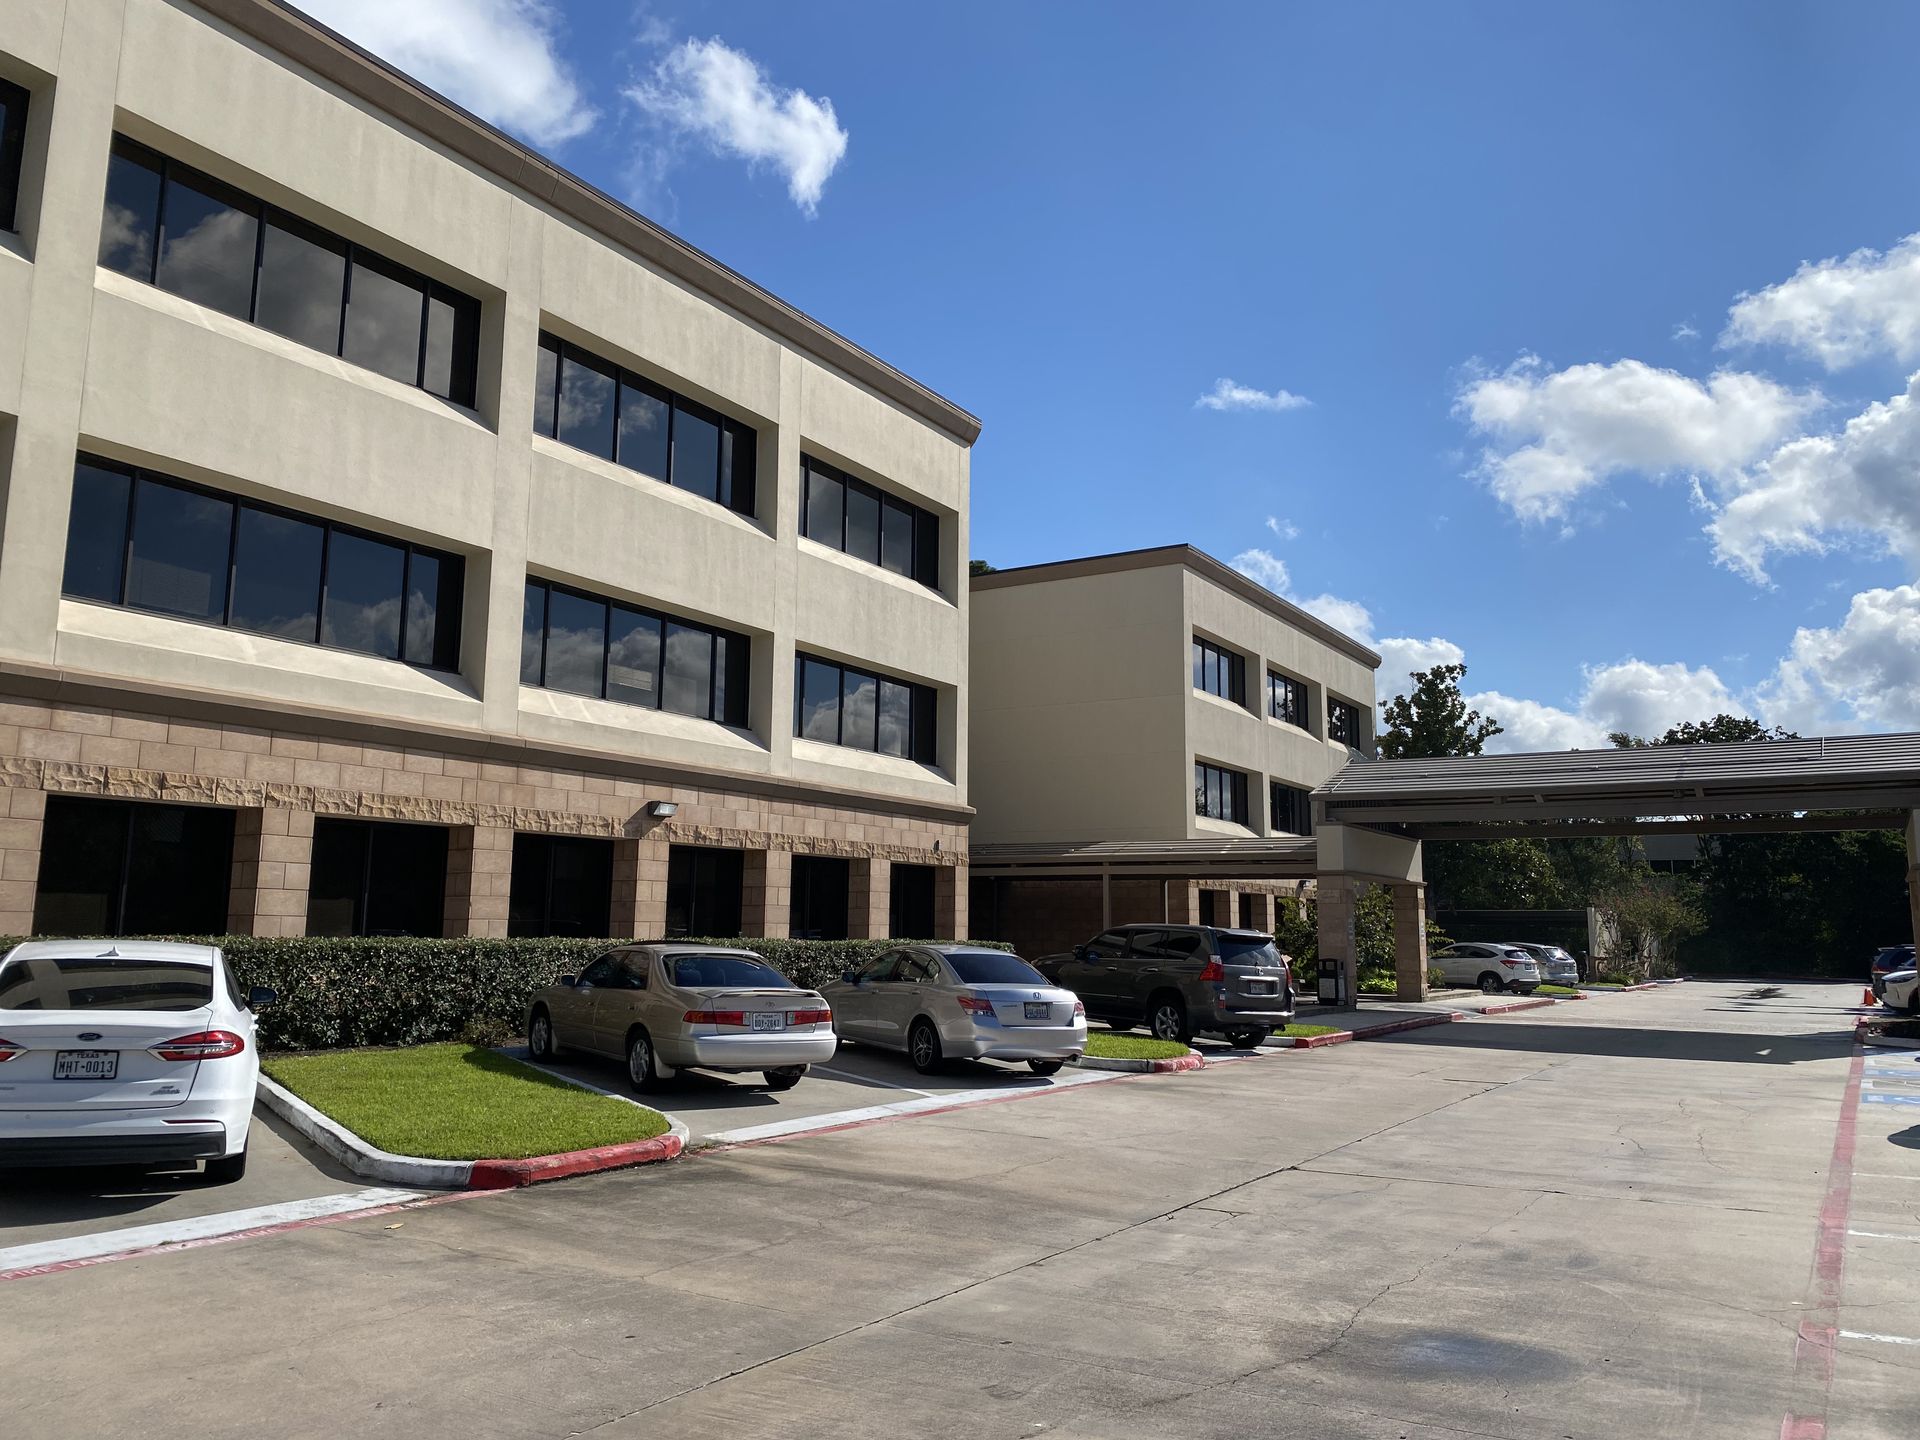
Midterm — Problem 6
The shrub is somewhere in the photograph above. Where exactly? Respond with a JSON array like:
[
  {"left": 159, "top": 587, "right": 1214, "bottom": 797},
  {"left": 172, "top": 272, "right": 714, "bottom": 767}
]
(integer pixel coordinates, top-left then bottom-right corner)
[{"left": 0, "top": 934, "right": 1003, "bottom": 1051}]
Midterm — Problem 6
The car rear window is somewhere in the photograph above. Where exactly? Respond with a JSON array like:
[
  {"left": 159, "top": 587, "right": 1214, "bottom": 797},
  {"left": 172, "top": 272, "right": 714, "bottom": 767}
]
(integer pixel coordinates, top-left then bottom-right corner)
[
  {"left": 946, "top": 952, "right": 1046, "bottom": 985},
  {"left": 1214, "top": 936, "right": 1285, "bottom": 967},
  {"left": 0, "top": 956, "right": 214, "bottom": 1011},
  {"left": 669, "top": 954, "right": 796, "bottom": 989}
]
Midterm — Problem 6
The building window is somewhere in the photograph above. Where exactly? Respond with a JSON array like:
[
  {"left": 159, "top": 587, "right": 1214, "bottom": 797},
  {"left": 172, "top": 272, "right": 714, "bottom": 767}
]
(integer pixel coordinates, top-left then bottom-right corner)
[
  {"left": 307, "top": 819, "right": 448, "bottom": 937},
  {"left": 1268, "top": 671, "right": 1309, "bottom": 729},
  {"left": 1192, "top": 637, "right": 1246, "bottom": 706},
  {"left": 1329, "top": 697, "right": 1366, "bottom": 747},
  {"left": 62, "top": 455, "right": 463, "bottom": 670},
  {"left": 1194, "top": 762, "right": 1249, "bottom": 825},
  {"left": 97, "top": 135, "right": 479, "bottom": 405},
  {"left": 532, "top": 331, "right": 756, "bottom": 516},
  {"left": 794, "top": 654, "right": 937, "bottom": 764},
  {"left": 508, "top": 834, "right": 613, "bottom": 938},
  {"left": 790, "top": 855, "right": 850, "bottom": 940},
  {"left": 0, "top": 76, "right": 30, "bottom": 233},
  {"left": 799, "top": 455, "right": 940, "bottom": 591},
  {"left": 665, "top": 846, "right": 743, "bottom": 938},
  {"left": 521, "top": 579, "right": 748, "bottom": 727},
  {"left": 1270, "top": 782, "right": 1313, "bottom": 835},
  {"left": 32, "top": 797, "right": 234, "bottom": 936},
  {"left": 890, "top": 863, "right": 936, "bottom": 938}
]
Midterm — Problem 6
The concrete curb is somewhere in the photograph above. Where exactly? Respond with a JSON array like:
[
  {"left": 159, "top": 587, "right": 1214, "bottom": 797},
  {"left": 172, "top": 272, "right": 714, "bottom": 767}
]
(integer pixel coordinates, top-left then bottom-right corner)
[
  {"left": 1861, "top": 1034, "right": 1920, "bottom": 1050},
  {"left": 1266, "top": 1030, "right": 1356, "bottom": 1049},
  {"left": 1071, "top": 1049, "right": 1205, "bottom": 1073},
  {"left": 257, "top": 1074, "right": 689, "bottom": 1191},
  {"left": 1479, "top": 996, "right": 1559, "bottom": 1016},
  {"left": 1350, "top": 1012, "right": 1465, "bottom": 1041}
]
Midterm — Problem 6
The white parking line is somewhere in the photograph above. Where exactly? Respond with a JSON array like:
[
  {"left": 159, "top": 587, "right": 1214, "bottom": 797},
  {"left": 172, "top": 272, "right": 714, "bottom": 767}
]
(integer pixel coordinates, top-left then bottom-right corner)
[
  {"left": 810, "top": 1064, "right": 934, "bottom": 1096},
  {"left": 0, "top": 1186, "right": 421, "bottom": 1277},
  {"left": 1846, "top": 1229, "right": 1920, "bottom": 1242},
  {"left": 1839, "top": 1330, "right": 1920, "bottom": 1347},
  {"left": 705, "top": 1067, "right": 1122, "bottom": 1146}
]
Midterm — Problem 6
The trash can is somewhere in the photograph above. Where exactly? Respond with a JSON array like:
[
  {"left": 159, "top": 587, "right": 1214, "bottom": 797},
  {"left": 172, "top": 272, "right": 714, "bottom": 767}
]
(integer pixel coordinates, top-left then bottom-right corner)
[{"left": 1317, "top": 957, "right": 1346, "bottom": 1006}]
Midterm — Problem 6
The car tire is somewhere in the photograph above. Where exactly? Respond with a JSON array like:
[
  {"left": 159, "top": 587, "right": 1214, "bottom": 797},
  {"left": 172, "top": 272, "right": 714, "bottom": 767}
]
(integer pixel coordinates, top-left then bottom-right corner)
[
  {"left": 528, "top": 1007, "right": 557, "bottom": 1061},
  {"left": 909, "top": 1019, "right": 944, "bottom": 1075},
  {"left": 626, "top": 1029, "right": 669, "bottom": 1093},
  {"left": 1224, "top": 1029, "right": 1266, "bottom": 1049},
  {"left": 763, "top": 1066, "right": 805, "bottom": 1091},
  {"left": 1477, "top": 973, "right": 1504, "bottom": 994},
  {"left": 1104, "top": 1020, "right": 1134, "bottom": 1034},
  {"left": 1147, "top": 994, "right": 1191, "bottom": 1045},
  {"left": 203, "top": 1148, "right": 247, "bottom": 1185},
  {"left": 1027, "top": 1058, "right": 1066, "bottom": 1076}
]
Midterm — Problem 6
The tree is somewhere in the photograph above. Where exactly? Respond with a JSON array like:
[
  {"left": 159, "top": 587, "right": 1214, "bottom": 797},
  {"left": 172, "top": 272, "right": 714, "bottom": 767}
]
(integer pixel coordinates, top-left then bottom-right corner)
[
  {"left": 1610, "top": 713, "right": 1796, "bottom": 749},
  {"left": 1594, "top": 872, "right": 1706, "bottom": 980},
  {"left": 1379, "top": 663, "right": 1502, "bottom": 760},
  {"left": 968, "top": 559, "right": 996, "bottom": 577}
]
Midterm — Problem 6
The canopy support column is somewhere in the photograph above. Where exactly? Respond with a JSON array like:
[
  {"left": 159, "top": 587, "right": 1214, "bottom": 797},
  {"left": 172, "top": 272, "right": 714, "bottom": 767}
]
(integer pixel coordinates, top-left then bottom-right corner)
[{"left": 1392, "top": 881, "right": 1430, "bottom": 1001}]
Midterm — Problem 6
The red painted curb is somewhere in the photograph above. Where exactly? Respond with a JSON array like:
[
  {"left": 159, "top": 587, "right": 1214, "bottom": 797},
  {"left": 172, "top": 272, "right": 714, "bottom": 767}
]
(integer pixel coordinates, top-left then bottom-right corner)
[
  {"left": 466, "top": 1130, "right": 684, "bottom": 1189},
  {"left": 1351, "top": 1012, "right": 1464, "bottom": 1040},
  {"left": 1271, "top": 1030, "right": 1356, "bottom": 1049},
  {"left": 1075, "top": 1050, "right": 1205, "bottom": 1073},
  {"left": 1480, "top": 996, "right": 1558, "bottom": 1016},
  {"left": 1152, "top": 1053, "right": 1205, "bottom": 1073}
]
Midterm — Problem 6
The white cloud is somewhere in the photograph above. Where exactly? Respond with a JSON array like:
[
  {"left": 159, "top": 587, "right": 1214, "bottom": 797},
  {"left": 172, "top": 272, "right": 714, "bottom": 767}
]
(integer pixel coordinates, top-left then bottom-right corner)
[
  {"left": 1672, "top": 321, "right": 1700, "bottom": 342},
  {"left": 1196, "top": 379, "right": 1312, "bottom": 413},
  {"left": 1705, "top": 371, "right": 1920, "bottom": 582},
  {"left": 626, "top": 37, "right": 848, "bottom": 214},
  {"left": 1465, "top": 660, "right": 1736, "bottom": 753},
  {"left": 1265, "top": 515, "right": 1300, "bottom": 541},
  {"left": 1229, "top": 547, "right": 1292, "bottom": 596},
  {"left": 1757, "top": 584, "right": 1920, "bottom": 732},
  {"left": 298, "top": 0, "right": 594, "bottom": 146},
  {"left": 1465, "top": 691, "right": 1611, "bottom": 753},
  {"left": 1723, "top": 233, "right": 1920, "bottom": 369},
  {"left": 1229, "top": 547, "right": 1383, "bottom": 647},
  {"left": 1456, "top": 354, "right": 1819, "bottom": 524},
  {"left": 1375, "top": 636, "right": 1465, "bottom": 683}
]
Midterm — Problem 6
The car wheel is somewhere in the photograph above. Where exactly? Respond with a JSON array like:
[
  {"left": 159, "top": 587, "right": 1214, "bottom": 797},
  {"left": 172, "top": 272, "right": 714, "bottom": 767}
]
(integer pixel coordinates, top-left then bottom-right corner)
[
  {"left": 1147, "top": 994, "right": 1191, "bottom": 1045},
  {"left": 1477, "top": 973, "right": 1504, "bottom": 994},
  {"left": 528, "top": 1007, "right": 556, "bottom": 1061},
  {"left": 1027, "top": 1058, "right": 1066, "bottom": 1076},
  {"left": 1225, "top": 1029, "right": 1266, "bottom": 1049},
  {"left": 626, "top": 1029, "right": 668, "bottom": 1093},
  {"left": 909, "top": 1019, "right": 944, "bottom": 1075},
  {"left": 203, "top": 1148, "right": 247, "bottom": 1185},
  {"left": 763, "top": 1066, "right": 804, "bottom": 1091}
]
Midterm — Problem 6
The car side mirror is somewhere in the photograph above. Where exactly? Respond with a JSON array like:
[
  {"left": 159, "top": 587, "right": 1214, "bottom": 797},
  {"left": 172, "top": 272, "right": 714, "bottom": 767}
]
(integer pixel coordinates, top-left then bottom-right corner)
[
  {"left": 247, "top": 986, "right": 277, "bottom": 1010},
  {"left": 559, "top": 974, "right": 577, "bottom": 987},
  {"left": 1073, "top": 944, "right": 1087, "bottom": 960}
]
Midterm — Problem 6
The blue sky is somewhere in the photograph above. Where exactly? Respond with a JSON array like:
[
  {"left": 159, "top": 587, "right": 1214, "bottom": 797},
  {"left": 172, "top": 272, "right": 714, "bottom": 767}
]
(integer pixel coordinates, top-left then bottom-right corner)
[{"left": 303, "top": 0, "right": 1920, "bottom": 749}]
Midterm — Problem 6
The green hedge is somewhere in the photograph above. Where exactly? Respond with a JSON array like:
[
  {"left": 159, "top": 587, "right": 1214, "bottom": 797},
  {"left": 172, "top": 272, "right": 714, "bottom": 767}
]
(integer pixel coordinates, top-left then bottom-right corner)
[{"left": 0, "top": 935, "right": 1003, "bottom": 1052}]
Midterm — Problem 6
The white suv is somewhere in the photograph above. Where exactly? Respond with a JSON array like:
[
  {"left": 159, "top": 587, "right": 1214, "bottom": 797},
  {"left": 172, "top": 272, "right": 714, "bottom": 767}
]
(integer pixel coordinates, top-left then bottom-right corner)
[
  {"left": 0, "top": 940, "right": 273, "bottom": 1183},
  {"left": 1431, "top": 943, "right": 1541, "bottom": 995}
]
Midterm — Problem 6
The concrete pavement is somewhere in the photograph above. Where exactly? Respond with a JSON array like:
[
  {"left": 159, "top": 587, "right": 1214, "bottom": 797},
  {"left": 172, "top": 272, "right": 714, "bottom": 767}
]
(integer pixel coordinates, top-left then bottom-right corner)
[{"left": 3, "top": 980, "right": 1913, "bottom": 1438}]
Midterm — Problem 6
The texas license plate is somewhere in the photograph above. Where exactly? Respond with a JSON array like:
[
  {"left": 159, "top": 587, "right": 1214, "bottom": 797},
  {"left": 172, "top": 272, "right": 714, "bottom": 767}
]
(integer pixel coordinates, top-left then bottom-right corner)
[
  {"left": 1024, "top": 1002, "right": 1050, "bottom": 1019},
  {"left": 54, "top": 1050, "right": 119, "bottom": 1080},
  {"left": 1247, "top": 981, "right": 1274, "bottom": 995},
  {"left": 751, "top": 1013, "right": 785, "bottom": 1032}
]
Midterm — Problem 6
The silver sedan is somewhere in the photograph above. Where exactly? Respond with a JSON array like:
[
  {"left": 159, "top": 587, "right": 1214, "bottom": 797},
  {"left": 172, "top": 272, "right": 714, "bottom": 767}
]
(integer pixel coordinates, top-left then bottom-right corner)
[
  {"left": 821, "top": 945, "right": 1086, "bottom": 1075},
  {"left": 527, "top": 944, "right": 836, "bottom": 1092},
  {"left": 1505, "top": 942, "right": 1580, "bottom": 986}
]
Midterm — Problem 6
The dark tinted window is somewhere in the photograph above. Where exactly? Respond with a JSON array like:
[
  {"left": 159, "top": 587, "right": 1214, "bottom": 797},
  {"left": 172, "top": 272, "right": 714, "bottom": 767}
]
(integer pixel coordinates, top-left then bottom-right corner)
[
  {"left": 840, "top": 668, "right": 878, "bottom": 751},
  {"left": 307, "top": 819, "right": 448, "bottom": 938},
  {"left": 719, "top": 422, "right": 755, "bottom": 513},
  {"left": 669, "top": 953, "right": 793, "bottom": 989},
  {"left": 714, "top": 631, "right": 750, "bottom": 728},
  {"left": 508, "top": 834, "right": 613, "bottom": 938},
  {"left": 801, "top": 455, "right": 940, "bottom": 590},
  {"left": 63, "top": 461, "right": 132, "bottom": 604},
  {"left": 1329, "top": 698, "right": 1365, "bottom": 747},
  {"left": 522, "top": 579, "right": 747, "bottom": 723},
  {"left": 1195, "top": 762, "right": 1249, "bottom": 824},
  {"left": 797, "top": 657, "right": 842, "bottom": 743},
  {"left": 31, "top": 797, "right": 234, "bottom": 937},
  {"left": 790, "top": 856, "right": 850, "bottom": 940},
  {"left": 844, "top": 483, "right": 880, "bottom": 564},
  {"left": 1215, "top": 936, "right": 1285, "bottom": 967},
  {"left": 255, "top": 214, "right": 347, "bottom": 353},
  {"left": 804, "top": 465, "right": 843, "bottom": 546},
  {"left": 231, "top": 508, "right": 323, "bottom": 641},
  {"left": 665, "top": 846, "right": 744, "bottom": 938},
  {"left": 795, "top": 653, "right": 937, "bottom": 764},
  {"left": 671, "top": 402, "right": 721, "bottom": 503},
  {"left": 533, "top": 335, "right": 559, "bottom": 438},
  {"left": 1270, "top": 782, "right": 1312, "bottom": 835},
  {"left": 890, "top": 863, "right": 935, "bottom": 938},
  {"left": 557, "top": 347, "right": 617, "bottom": 459},
  {"left": 520, "top": 582, "right": 547, "bottom": 684},
  {"left": 99, "top": 136, "right": 164, "bottom": 278},
  {"left": 877, "top": 679, "right": 913, "bottom": 759},
  {"left": 321, "top": 530, "right": 406, "bottom": 659},
  {"left": 403, "top": 549, "right": 461, "bottom": 670},
  {"left": 946, "top": 952, "right": 1045, "bottom": 986},
  {"left": 617, "top": 375, "right": 670, "bottom": 479},
  {"left": 343, "top": 253, "right": 425, "bottom": 386},
  {"left": 661, "top": 622, "right": 713, "bottom": 718},
  {"left": 880, "top": 499, "right": 914, "bottom": 576},
  {"left": 1268, "top": 672, "right": 1309, "bottom": 728},
  {"left": 126, "top": 478, "right": 232, "bottom": 621},
  {"left": 0, "top": 77, "right": 28, "bottom": 233},
  {"left": 0, "top": 957, "right": 214, "bottom": 1013},
  {"left": 156, "top": 166, "right": 260, "bottom": 320},
  {"left": 1193, "top": 638, "right": 1246, "bottom": 705},
  {"left": 606, "top": 606, "right": 662, "bottom": 706},
  {"left": 542, "top": 587, "right": 607, "bottom": 698},
  {"left": 422, "top": 286, "right": 479, "bottom": 404}
]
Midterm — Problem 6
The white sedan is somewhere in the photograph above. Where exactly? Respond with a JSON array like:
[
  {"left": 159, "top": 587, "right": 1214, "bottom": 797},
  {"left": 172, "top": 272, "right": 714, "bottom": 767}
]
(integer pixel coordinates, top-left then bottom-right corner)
[
  {"left": 1880, "top": 967, "right": 1919, "bottom": 1015},
  {"left": 0, "top": 940, "right": 274, "bottom": 1182}
]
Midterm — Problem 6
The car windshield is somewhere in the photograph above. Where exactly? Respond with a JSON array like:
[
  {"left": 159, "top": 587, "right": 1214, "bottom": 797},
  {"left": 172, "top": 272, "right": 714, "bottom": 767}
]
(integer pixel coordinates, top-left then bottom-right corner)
[
  {"left": 946, "top": 952, "right": 1047, "bottom": 985},
  {"left": 669, "top": 954, "right": 795, "bottom": 990},
  {"left": 1215, "top": 936, "right": 1285, "bottom": 967},
  {"left": 0, "top": 956, "right": 214, "bottom": 1011}
]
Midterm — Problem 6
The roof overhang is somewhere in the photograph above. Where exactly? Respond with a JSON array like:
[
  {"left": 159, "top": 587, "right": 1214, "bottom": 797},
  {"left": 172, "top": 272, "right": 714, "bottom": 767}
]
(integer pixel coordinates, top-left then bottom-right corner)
[{"left": 971, "top": 837, "right": 1317, "bottom": 880}]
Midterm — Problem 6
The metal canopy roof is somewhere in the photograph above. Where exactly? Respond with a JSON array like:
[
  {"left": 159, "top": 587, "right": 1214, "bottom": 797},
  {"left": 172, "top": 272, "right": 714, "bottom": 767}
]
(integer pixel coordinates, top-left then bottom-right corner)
[
  {"left": 971, "top": 837, "right": 1317, "bottom": 879},
  {"left": 1312, "top": 732, "right": 1920, "bottom": 832}
]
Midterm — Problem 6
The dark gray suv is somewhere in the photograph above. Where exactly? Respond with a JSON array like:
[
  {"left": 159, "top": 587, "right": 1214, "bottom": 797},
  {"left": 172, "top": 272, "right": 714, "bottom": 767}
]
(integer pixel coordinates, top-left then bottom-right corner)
[{"left": 1035, "top": 925, "right": 1295, "bottom": 1047}]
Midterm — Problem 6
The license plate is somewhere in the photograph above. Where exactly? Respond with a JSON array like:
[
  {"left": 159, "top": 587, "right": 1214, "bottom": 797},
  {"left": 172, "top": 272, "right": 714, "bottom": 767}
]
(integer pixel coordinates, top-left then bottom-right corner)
[
  {"left": 751, "top": 1013, "right": 786, "bottom": 1032},
  {"left": 1247, "top": 981, "right": 1275, "bottom": 995},
  {"left": 54, "top": 1050, "right": 119, "bottom": 1080},
  {"left": 1024, "top": 1002, "right": 1050, "bottom": 1019}
]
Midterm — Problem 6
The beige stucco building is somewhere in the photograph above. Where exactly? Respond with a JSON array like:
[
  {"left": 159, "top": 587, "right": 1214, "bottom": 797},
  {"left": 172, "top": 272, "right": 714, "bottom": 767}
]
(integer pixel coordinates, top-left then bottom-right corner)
[
  {"left": 968, "top": 546, "right": 1378, "bottom": 958},
  {"left": 0, "top": 0, "right": 976, "bottom": 942}
]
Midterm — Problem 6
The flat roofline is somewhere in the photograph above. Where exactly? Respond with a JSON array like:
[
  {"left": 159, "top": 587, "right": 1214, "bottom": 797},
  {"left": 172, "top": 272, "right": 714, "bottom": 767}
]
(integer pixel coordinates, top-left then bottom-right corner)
[
  {"left": 195, "top": 1, "right": 979, "bottom": 446},
  {"left": 971, "top": 545, "right": 1381, "bottom": 668}
]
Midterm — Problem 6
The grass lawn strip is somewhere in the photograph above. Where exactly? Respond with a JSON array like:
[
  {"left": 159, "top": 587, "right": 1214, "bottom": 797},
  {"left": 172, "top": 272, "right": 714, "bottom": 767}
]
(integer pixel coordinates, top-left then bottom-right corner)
[
  {"left": 263, "top": 1043, "right": 669, "bottom": 1161},
  {"left": 1084, "top": 1033, "right": 1191, "bottom": 1061},
  {"left": 1535, "top": 984, "right": 1582, "bottom": 996},
  {"left": 1278, "top": 1023, "right": 1341, "bottom": 1037}
]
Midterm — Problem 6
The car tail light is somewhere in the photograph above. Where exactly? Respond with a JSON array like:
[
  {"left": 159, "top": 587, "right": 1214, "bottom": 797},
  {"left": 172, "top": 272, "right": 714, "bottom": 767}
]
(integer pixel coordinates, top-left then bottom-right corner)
[
  {"left": 956, "top": 994, "right": 995, "bottom": 1016},
  {"left": 684, "top": 1010, "right": 746, "bottom": 1025},
  {"left": 1198, "top": 958, "right": 1225, "bottom": 983},
  {"left": 1499, "top": 958, "right": 1521, "bottom": 968},
  {"left": 0, "top": 1037, "right": 23, "bottom": 1062},
  {"left": 788, "top": 1008, "right": 831, "bottom": 1025},
  {"left": 150, "top": 1030, "right": 246, "bottom": 1061},
  {"left": 1073, "top": 1000, "right": 1085, "bottom": 1017}
]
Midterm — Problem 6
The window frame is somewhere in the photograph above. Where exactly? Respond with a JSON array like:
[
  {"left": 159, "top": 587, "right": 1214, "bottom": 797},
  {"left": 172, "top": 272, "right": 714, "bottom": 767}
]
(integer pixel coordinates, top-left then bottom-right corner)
[
  {"left": 1192, "top": 636, "right": 1247, "bottom": 707},
  {"left": 98, "top": 134, "right": 479, "bottom": 406},
  {"left": 799, "top": 454, "right": 941, "bottom": 592},
  {"left": 791, "top": 652, "right": 938, "bottom": 765},
  {"left": 1328, "top": 696, "right": 1366, "bottom": 747},
  {"left": 63, "top": 453, "right": 463, "bottom": 672},
  {"left": 1269, "top": 781, "right": 1313, "bottom": 835},
  {"left": 521, "top": 577, "right": 750, "bottom": 728},
  {"left": 1267, "top": 670, "right": 1310, "bottom": 730},
  {"left": 0, "top": 75, "right": 28, "bottom": 234},
  {"left": 1194, "top": 761, "right": 1250, "bottom": 825}
]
